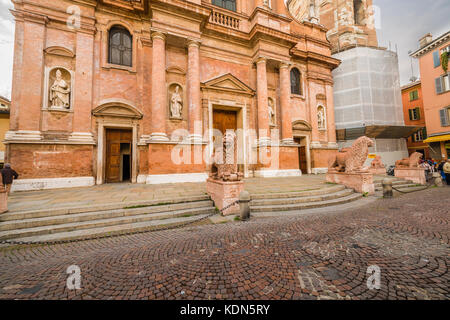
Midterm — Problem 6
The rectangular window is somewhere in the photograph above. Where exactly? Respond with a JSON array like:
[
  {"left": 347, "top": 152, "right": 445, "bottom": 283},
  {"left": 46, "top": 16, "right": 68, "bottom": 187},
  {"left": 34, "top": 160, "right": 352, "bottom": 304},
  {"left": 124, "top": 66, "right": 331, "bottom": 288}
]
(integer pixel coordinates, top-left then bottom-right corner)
[
  {"left": 433, "top": 50, "right": 441, "bottom": 67},
  {"left": 414, "top": 130, "right": 424, "bottom": 142},
  {"left": 435, "top": 73, "right": 450, "bottom": 94},
  {"left": 409, "top": 90, "right": 419, "bottom": 101},
  {"left": 440, "top": 108, "right": 450, "bottom": 127},
  {"left": 212, "top": 0, "right": 237, "bottom": 12},
  {"left": 409, "top": 107, "right": 420, "bottom": 121},
  {"left": 441, "top": 45, "right": 450, "bottom": 54}
]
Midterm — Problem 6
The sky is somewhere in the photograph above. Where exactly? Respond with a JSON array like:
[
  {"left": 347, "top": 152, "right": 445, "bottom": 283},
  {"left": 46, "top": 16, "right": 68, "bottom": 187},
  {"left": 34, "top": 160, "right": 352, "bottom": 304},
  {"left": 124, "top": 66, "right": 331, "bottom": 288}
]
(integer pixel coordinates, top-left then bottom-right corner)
[{"left": 0, "top": 0, "right": 449, "bottom": 99}]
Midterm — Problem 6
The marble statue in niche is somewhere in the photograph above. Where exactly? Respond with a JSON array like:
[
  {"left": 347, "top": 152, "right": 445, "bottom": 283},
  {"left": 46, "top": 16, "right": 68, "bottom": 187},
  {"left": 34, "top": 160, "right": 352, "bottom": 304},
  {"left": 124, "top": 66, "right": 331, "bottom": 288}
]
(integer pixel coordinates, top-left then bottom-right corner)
[
  {"left": 170, "top": 85, "right": 183, "bottom": 119},
  {"left": 268, "top": 99, "right": 275, "bottom": 125},
  {"left": 317, "top": 106, "right": 326, "bottom": 129},
  {"left": 50, "top": 69, "right": 71, "bottom": 109}
]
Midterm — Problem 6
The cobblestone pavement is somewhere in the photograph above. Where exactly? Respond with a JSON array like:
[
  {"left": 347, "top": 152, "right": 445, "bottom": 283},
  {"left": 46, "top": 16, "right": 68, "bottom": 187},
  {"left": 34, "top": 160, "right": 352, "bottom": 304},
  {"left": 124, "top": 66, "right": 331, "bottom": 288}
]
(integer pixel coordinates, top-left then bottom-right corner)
[
  {"left": 0, "top": 188, "right": 449, "bottom": 300},
  {"left": 8, "top": 175, "right": 326, "bottom": 213}
]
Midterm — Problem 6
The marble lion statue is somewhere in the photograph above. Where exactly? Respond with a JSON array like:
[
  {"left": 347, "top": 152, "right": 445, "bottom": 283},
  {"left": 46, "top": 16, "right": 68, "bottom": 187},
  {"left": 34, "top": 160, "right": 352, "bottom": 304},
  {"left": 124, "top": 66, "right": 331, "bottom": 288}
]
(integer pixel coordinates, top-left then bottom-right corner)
[
  {"left": 328, "top": 136, "right": 374, "bottom": 173},
  {"left": 395, "top": 152, "right": 423, "bottom": 168},
  {"left": 209, "top": 131, "right": 243, "bottom": 181},
  {"left": 371, "top": 155, "right": 385, "bottom": 169}
]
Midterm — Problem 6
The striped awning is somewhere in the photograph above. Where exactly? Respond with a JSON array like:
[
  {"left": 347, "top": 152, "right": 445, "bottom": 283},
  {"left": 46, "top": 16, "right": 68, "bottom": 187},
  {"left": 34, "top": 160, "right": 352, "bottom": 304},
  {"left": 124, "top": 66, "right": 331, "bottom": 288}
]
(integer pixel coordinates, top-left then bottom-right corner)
[{"left": 423, "top": 134, "right": 450, "bottom": 143}]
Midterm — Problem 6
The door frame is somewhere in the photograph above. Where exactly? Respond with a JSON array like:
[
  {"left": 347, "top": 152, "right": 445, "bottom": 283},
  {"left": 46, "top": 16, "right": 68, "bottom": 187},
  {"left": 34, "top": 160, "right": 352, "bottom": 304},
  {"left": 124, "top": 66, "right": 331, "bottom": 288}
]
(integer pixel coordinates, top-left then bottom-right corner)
[
  {"left": 104, "top": 128, "right": 133, "bottom": 183},
  {"left": 208, "top": 101, "right": 248, "bottom": 177},
  {"left": 293, "top": 134, "right": 312, "bottom": 174},
  {"left": 97, "top": 122, "right": 138, "bottom": 185}
]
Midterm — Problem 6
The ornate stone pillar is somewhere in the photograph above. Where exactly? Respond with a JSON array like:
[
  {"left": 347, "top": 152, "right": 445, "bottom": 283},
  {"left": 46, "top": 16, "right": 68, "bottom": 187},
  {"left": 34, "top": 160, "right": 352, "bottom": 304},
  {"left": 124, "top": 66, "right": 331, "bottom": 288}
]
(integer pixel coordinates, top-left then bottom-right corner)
[
  {"left": 256, "top": 57, "right": 270, "bottom": 143},
  {"left": 280, "top": 63, "right": 294, "bottom": 144},
  {"left": 187, "top": 40, "right": 202, "bottom": 142},
  {"left": 325, "top": 83, "right": 338, "bottom": 148},
  {"left": 150, "top": 31, "right": 169, "bottom": 141}
]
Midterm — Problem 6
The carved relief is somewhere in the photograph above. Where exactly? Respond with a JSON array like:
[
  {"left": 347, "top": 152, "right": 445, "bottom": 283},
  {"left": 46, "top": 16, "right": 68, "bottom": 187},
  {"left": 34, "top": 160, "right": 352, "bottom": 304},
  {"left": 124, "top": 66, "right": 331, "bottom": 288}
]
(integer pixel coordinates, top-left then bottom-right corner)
[
  {"left": 209, "top": 131, "right": 243, "bottom": 182},
  {"left": 169, "top": 84, "right": 183, "bottom": 119}
]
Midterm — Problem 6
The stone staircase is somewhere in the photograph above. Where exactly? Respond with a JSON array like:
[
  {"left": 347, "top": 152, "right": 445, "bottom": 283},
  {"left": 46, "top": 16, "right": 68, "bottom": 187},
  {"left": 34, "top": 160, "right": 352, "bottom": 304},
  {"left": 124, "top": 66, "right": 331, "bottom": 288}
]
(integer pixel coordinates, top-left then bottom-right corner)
[
  {"left": 249, "top": 185, "right": 363, "bottom": 213},
  {"left": 373, "top": 176, "right": 426, "bottom": 192},
  {"left": 0, "top": 196, "right": 215, "bottom": 244}
]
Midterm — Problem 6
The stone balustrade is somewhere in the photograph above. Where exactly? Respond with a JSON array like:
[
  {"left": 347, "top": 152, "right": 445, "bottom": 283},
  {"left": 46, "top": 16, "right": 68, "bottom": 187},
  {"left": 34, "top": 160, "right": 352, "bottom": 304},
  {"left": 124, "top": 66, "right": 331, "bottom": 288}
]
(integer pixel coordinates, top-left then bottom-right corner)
[{"left": 209, "top": 10, "right": 241, "bottom": 30}]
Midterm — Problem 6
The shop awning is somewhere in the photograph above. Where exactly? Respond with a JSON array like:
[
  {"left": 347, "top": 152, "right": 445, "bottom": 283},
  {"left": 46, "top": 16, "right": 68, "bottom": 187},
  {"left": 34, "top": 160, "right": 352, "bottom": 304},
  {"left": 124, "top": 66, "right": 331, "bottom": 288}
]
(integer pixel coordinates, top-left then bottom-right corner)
[{"left": 423, "top": 134, "right": 450, "bottom": 143}]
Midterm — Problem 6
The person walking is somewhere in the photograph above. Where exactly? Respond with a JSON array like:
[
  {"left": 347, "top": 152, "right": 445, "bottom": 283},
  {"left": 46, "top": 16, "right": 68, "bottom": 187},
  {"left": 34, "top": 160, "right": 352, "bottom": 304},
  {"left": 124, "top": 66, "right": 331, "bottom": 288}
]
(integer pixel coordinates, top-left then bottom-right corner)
[
  {"left": 0, "top": 164, "right": 18, "bottom": 195},
  {"left": 444, "top": 159, "right": 450, "bottom": 186},
  {"left": 438, "top": 159, "right": 446, "bottom": 180}
]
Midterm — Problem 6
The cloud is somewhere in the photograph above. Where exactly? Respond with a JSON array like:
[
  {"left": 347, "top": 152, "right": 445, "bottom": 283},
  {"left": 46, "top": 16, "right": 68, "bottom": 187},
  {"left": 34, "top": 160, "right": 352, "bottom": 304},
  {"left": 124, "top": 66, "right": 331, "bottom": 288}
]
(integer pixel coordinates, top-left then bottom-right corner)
[{"left": 375, "top": 0, "right": 450, "bottom": 85}]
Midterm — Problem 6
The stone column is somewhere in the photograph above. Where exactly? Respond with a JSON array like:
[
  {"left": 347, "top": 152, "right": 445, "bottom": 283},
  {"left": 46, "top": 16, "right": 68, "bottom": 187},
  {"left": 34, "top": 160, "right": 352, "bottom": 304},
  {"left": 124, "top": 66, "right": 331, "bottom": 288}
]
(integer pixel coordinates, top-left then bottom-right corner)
[
  {"left": 187, "top": 40, "right": 202, "bottom": 142},
  {"left": 256, "top": 57, "right": 270, "bottom": 143},
  {"left": 150, "top": 32, "right": 169, "bottom": 141},
  {"left": 280, "top": 63, "right": 294, "bottom": 144},
  {"left": 325, "top": 83, "right": 337, "bottom": 148}
]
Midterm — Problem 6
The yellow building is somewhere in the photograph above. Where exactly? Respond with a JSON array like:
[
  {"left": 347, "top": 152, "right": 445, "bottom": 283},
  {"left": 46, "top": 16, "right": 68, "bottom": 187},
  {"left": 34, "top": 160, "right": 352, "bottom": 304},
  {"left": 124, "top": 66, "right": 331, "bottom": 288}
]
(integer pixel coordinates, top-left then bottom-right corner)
[{"left": 0, "top": 96, "right": 11, "bottom": 166}]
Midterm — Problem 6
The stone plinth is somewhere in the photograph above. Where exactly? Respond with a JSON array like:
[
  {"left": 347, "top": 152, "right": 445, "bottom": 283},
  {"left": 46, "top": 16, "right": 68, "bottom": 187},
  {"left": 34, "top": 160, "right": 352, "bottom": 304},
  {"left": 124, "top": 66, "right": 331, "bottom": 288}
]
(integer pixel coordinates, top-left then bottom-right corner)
[
  {"left": 369, "top": 167, "right": 387, "bottom": 175},
  {"left": 0, "top": 187, "right": 7, "bottom": 214},
  {"left": 206, "top": 178, "right": 244, "bottom": 216},
  {"left": 326, "top": 171, "right": 375, "bottom": 194},
  {"left": 395, "top": 168, "right": 426, "bottom": 185}
]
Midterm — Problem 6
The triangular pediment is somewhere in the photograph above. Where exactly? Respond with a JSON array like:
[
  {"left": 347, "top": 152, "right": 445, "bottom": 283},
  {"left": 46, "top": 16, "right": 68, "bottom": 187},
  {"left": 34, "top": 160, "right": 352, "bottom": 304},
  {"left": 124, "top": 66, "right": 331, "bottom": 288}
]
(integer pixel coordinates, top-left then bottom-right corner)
[{"left": 202, "top": 73, "right": 255, "bottom": 95}]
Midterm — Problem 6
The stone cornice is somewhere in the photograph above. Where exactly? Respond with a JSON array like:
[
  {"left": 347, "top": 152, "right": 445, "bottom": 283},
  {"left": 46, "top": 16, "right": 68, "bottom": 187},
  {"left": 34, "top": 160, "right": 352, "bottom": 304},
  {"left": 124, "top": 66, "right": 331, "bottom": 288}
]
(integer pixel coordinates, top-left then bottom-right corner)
[{"left": 411, "top": 31, "right": 450, "bottom": 58}]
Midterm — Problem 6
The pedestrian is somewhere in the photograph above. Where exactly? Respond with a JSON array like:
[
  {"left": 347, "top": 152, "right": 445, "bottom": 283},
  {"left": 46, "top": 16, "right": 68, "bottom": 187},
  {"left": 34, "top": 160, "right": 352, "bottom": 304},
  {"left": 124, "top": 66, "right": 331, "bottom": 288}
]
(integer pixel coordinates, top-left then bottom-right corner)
[
  {"left": 444, "top": 159, "right": 450, "bottom": 186},
  {"left": 0, "top": 163, "right": 18, "bottom": 195},
  {"left": 438, "top": 159, "right": 446, "bottom": 180}
]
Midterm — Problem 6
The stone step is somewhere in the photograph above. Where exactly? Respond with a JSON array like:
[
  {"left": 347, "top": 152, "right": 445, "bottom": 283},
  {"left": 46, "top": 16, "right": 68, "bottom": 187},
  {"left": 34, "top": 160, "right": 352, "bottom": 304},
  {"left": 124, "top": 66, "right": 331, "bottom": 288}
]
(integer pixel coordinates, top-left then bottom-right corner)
[
  {"left": 250, "top": 193, "right": 363, "bottom": 212},
  {"left": 250, "top": 189, "right": 354, "bottom": 206},
  {"left": 0, "top": 206, "right": 214, "bottom": 240},
  {"left": 249, "top": 185, "right": 346, "bottom": 200},
  {"left": 374, "top": 183, "right": 420, "bottom": 191},
  {"left": 0, "top": 195, "right": 211, "bottom": 222},
  {"left": 7, "top": 214, "right": 210, "bottom": 244},
  {"left": 0, "top": 200, "right": 214, "bottom": 231}
]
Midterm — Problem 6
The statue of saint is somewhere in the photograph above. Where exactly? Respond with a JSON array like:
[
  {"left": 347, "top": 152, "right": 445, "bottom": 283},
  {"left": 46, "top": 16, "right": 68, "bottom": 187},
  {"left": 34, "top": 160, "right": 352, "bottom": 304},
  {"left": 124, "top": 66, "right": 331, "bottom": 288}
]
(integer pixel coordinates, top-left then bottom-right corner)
[
  {"left": 50, "top": 69, "right": 70, "bottom": 109},
  {"left": 317, "top": 108, "right": 325, "bottom": 129},
  {"left": 309, "top": 0, "right": 319, "bottom": 23},
  {"left": 268, "top": 100, "right": 275, "bottom": 125},
  {"left": 170, "top": 85, "right": 183, "bottom": 119}
]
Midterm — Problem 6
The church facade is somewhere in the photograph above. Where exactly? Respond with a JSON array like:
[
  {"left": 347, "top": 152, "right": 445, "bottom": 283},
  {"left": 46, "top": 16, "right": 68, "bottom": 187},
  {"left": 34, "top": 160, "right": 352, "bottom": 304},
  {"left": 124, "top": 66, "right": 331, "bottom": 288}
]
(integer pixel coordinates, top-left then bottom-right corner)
[{"left": 6, "top": 0, "right": 340, "bottom": 191}]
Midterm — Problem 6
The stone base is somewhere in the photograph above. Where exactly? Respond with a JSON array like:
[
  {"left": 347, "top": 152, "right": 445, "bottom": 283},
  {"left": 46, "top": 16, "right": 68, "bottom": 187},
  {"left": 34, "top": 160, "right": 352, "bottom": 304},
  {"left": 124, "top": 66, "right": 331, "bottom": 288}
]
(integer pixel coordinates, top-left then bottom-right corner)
[
  {"left": 394, "top": 168, "right": 426, "bottom": 185},
  {"left": 369, "top": 167, "right": 387, "bottom": 175},
  {"left": 206, "top": 178, "right": 244, "bottom": 216},
  {"left": 0, "top": 189, "right": 7, "bottom": 213},
  {"left": 326, "top": 171, "right": 375, "bottom": 194}
]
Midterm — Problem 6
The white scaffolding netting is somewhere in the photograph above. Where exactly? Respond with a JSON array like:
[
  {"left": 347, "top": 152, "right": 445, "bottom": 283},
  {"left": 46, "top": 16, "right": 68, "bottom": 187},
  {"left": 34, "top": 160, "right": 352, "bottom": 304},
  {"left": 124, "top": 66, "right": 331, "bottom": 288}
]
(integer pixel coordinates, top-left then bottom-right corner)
[{"left": 332, "top": 47, "right": 405, "bottom": 130}]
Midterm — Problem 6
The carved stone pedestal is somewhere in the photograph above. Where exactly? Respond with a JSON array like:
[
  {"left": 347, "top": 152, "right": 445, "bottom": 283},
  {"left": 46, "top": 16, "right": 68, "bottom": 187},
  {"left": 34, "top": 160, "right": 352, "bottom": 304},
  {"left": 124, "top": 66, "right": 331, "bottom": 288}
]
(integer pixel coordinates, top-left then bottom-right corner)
[
  {"left": 394, "top": 168, "right": 426, "bottom": 185},
  {"left": 369, "top": 168, "right": 387, "bottom": 175},
  {"left": 206, "top": 178, "right": 244, "bottom": 216},
  {"left": 326, "top": 172, "right": 375, "bottom": 194},
  {"left": 0, "top": 186, "right": 7, "bottom": 214}
]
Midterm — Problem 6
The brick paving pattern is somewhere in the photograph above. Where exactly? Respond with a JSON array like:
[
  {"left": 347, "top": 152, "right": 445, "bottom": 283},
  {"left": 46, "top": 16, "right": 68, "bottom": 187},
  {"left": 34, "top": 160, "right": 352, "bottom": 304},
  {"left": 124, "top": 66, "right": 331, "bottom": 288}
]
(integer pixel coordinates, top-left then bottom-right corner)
[{"left": 0, "top": 187, "right": 449, "bottom": 300}]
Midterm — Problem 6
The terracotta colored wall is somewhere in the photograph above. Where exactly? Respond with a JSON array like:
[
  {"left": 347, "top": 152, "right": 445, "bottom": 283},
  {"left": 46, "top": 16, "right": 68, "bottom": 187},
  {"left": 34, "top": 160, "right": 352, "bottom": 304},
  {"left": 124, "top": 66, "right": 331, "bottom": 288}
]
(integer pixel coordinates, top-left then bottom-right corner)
[
  {"left": 148, "top": 144, "right": 206, "bottom": 174},
  {"left": 9, "top": 144, "right": 93, "bottom": 179},
  {"left": 401, "top": 83, "right": 429, "bottom": 156},
  {"left": 417, "top": 39, "right": 450, "bottom": 136}
]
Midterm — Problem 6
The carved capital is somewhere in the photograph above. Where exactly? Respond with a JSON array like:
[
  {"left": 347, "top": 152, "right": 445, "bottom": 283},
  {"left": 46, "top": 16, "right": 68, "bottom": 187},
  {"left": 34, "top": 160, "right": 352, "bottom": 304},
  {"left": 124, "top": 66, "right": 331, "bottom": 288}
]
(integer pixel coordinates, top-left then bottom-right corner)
[
  {"left": 151, "top": 31, "right": 166, "bottom": 42},
  {"left": 187, "top": 39, "right": 201, "bottom": 48}
]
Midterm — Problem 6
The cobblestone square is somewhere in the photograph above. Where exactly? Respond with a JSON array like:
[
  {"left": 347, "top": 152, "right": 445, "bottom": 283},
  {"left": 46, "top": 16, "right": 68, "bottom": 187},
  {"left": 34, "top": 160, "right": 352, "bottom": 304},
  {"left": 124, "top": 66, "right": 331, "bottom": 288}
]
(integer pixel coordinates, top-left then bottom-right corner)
[{"left": 0, "top": 187, "right": 448, "bottom": 300}]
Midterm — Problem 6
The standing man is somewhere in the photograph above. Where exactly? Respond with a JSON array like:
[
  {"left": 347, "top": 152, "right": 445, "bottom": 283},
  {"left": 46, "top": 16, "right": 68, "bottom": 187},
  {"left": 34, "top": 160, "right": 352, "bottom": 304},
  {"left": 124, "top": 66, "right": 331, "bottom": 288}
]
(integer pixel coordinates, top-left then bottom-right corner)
[
  {"left": 1, "top": 164, "right": 19, "bottom": 195},
  {"left": 444, "top": 159, "right": 450, "bottom": 186}
]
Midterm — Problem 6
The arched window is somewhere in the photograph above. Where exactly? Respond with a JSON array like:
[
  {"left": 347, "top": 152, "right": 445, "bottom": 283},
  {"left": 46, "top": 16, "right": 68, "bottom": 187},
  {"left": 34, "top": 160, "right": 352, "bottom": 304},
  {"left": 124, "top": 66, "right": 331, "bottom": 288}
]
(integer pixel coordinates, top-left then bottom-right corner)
[
  {"left": 290, "top": 68, "right": 302, "bottom": 95},
  {"left": 353, "top": 0, "right": 364, "bottom": 25},
  {"left": 109, "top": 26, "right": 132, "bottom": 67},
  {"left": 212, "top": 0, "right": 236, "bottom": 12}
]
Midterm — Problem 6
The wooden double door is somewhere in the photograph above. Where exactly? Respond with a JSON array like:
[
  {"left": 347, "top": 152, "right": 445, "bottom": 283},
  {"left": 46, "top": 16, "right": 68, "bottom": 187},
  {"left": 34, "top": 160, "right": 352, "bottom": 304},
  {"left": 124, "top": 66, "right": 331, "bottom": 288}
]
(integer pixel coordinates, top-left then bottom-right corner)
[
  {"left": 213, "top": 109, "right": 237, "bottom": 134},
  {"left": 294, "top": 137, "right": 308, "bottom": 173},
  {"left": 105, "top": 129, "right": 132, "bottom": 183}
]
